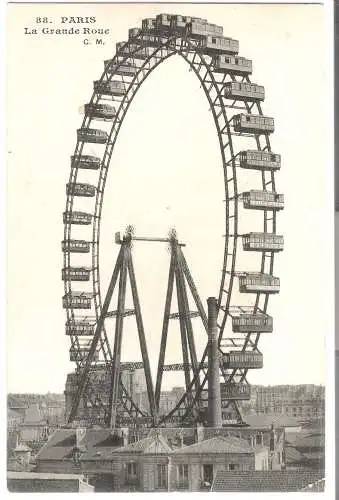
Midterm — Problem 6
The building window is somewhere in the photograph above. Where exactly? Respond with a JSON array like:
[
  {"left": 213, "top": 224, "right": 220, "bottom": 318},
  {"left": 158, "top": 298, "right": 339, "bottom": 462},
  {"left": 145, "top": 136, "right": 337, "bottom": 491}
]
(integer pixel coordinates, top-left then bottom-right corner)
[
  {"left": 157, "top": 464, "right": 167, "bottom": 489},
  {"left": 202, "top": 464, "right": 213, "bottom": 486},
  {"left": 125, "top": 462, "right": 138, "bottom": 483},
  {"left": 228, "top": 463, "right": 240, "bottom": 471},
  {"left": 72, "top": 448, "right": 82, "bottom": 466},
  {"left": 177, "top": 464, "right": 189, "bottom": 489}
]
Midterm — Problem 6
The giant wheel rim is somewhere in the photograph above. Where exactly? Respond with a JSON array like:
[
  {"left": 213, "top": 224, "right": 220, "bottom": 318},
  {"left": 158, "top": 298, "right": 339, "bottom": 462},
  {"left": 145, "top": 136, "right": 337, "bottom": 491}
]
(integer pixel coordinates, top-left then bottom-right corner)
[{"left": 63, "top": 20, "right": 281, "bottom": 426}]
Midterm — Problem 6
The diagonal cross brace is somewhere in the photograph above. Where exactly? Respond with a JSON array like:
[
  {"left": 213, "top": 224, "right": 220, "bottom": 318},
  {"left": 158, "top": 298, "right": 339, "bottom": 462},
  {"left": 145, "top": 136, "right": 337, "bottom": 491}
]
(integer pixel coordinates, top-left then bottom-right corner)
[{"left": 67, "top": 246, "right": 124, "bottom": 423}]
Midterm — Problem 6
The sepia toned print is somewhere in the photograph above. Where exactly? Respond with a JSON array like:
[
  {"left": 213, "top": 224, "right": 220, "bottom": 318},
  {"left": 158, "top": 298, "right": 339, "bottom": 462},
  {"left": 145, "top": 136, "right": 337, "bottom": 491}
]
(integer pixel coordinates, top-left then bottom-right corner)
[{"left": 7, "top": 3, "right": 327, "bottom": 494}]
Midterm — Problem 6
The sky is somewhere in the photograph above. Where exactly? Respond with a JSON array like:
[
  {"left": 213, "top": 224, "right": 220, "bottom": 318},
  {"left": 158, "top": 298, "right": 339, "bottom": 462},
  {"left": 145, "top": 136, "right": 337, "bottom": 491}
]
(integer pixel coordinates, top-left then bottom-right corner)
[{"left": 6, "top": 3, "right": 331, "bottom": 394}]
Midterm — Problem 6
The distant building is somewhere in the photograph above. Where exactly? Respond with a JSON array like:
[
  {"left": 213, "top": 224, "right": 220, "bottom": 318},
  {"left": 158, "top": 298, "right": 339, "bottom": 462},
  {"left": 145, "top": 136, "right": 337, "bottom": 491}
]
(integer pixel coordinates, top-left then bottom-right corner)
[
  {"left": 8, "top": 395, "right": 66, "bottom": 429},
  {"left": 158, "top": 387, "right": 185, "bottom": 415},
  {"left": 8, "top": 408, "right": 24, "bottom": 432},
  {"left": 20, "top": 404, "right": 48, "bottom": 443},
  {"left": 40, "top": 402, "right": 66, "bottom": 426},
  {"left": 65, "top": 367, "right": 148, "bottom": 419},
  {"left": 241, "top": 385, "right": 325, "bottom": 420},
  {"left": 132, "top": 369, "right": 147, "bottom": 394}
]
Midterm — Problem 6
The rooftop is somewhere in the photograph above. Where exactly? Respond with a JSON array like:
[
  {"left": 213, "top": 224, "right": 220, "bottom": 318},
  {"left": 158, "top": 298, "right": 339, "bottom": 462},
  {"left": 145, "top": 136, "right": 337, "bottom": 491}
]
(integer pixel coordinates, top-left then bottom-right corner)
[
  {"left": 171, "top": 435, "right": 255, "bottom": 455},
  {"left": 36, "top": 429, "right": 124, "bottom": 462},
  {"left": 284, "top": 444, "right": 305, "bottom": 464},
  {"left": 245, "top": 413, "right": 301, "bottom": 429},
  {"left": 211, "top": 470, "right": 325, "bottom": 492},
  {"left": 294, "top": 432, "right": 325, "bottom": 449},
  {"left": 13, "top": 444, "right": 32, "bottom": 452},
  {"left": 113, "top": 435, "right": 171, "bottom": 455},
  {"left": 7, "top": 471, "right": 86, "bottom": 480}
]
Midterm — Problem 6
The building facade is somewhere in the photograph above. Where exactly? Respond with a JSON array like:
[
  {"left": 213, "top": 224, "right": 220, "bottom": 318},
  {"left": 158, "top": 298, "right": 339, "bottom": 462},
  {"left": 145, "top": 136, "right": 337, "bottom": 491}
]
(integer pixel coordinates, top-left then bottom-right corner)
[{"left": 240, "top": 385, "right": 325, "bottom": 420}]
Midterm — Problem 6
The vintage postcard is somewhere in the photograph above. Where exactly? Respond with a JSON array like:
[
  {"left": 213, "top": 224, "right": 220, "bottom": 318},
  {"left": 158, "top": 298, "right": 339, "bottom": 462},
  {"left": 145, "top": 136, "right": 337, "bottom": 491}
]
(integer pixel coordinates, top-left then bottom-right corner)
[{"left": 6, "top": 1, "right": 333, "bottom": 496}]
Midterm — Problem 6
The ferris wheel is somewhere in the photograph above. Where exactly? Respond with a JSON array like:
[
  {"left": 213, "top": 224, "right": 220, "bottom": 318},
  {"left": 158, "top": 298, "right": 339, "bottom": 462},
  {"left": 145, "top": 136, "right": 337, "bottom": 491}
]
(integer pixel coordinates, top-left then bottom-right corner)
[{"left": 62, "top": 13, "right": 284, "bottom": 427}]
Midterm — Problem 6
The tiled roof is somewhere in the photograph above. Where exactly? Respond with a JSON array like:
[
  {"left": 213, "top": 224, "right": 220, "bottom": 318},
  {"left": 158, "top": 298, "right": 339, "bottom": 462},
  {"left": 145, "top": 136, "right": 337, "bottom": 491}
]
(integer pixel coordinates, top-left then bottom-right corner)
[
  {"left": 113, "top": 435, "right": 171, "bottom": 455},
  {"left": 35, "top": 429, "right": 124, "bottom": 461},
  {"left": 284, "top": 445, "right": 305, "bottom": 464},
  {"left": 245, "top": 413, "right": 301, "bottom": 428},
  {"left": 301, "top": 418, "right": 325, "bottom": 430},
  {"left": 171, "top": 435, "right": 255, "bottom": 455},
  {"left": 211, "top": 470, "right": 325, "bottom": 492},
  {"left": 285, "top": 431, "right": 304, "bottom": 444},
  {"left": 302, "top": 451, "right": 325, "bottom": 462},
  {"left": 8, "top": 409, "right": 24, "bottom": 420},
  {"left": 35, "top": 429, "right": 75, "bottom": 461},
  {"left": 300, "top": 478, "right": 325, "bottom": 492},
  {"left": 14, "top": 444, "right": 32, "bottom": 452},
  {"left": 294, "top": 433, "right": 325, "bottom": 449}
]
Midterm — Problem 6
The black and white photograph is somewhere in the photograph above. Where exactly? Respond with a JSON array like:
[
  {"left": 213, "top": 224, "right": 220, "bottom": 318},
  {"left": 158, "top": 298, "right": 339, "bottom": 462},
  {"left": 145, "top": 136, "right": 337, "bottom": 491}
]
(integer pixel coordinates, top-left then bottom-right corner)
[{"left": 5, "top": 2, "right": 333, "bottom": 495}]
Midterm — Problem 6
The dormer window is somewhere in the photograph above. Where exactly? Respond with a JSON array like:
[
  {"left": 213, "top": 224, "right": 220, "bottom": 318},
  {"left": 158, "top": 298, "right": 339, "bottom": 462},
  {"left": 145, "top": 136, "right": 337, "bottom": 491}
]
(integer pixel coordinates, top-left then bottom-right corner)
[{"left": 72, "top": 448, "right": 82, "bottom": 465}]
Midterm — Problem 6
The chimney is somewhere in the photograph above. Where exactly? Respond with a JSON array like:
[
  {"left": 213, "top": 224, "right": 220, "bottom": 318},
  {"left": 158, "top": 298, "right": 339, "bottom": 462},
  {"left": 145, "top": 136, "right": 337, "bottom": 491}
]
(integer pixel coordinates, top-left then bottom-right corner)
[
  {"left": 196, "top": 424, "right": 204, "bottom": 442},
  {"left": 75, "top": 428, "right": 86, "bottom": 448},
  {"left": 122, "top": 427, "right": 129, "bottom": 446},
  {"left": 207, "top": 297, "right": 222, "bottom": 428},
  {"left": 269, "top": 424, "right": 276, "bottom": 451}
]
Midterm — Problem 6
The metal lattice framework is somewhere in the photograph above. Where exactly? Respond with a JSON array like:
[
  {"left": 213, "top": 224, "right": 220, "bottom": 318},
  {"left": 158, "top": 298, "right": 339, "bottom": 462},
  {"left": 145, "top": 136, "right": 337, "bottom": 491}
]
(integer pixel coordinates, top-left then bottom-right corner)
[{"left": 63, "top": 14, "right": 283, "bottom": 426}]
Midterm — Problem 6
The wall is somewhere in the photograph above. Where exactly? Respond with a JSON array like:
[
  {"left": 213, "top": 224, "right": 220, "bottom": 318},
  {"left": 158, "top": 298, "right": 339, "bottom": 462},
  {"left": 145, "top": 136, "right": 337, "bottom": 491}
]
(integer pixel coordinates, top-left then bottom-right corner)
[
  {"left": 13, "top": 450, "right": 31, "bottom": 465},
  {"left": 141, "top": 455, "right": 169, "bottom": 491},
  {"left": 169, "top": 453, "right": 255, "bottom": 492},
  {"left": 21, "top": 425, "right": 46, "bottom": 442},
  {"left": 7, "top": 478, "right": 94, "bottom": 492},
  {"left": 254, "top": 448, "right": 269, "bottom": 471},
  {"left": 8, "top": 416, "right": 22, "bottom": 432},
  {"left": 36, "top": 459, "right": 82, "bottom": 474},
  {"left": 110, "top": 453, "right": 170, "bottom": 492}
]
